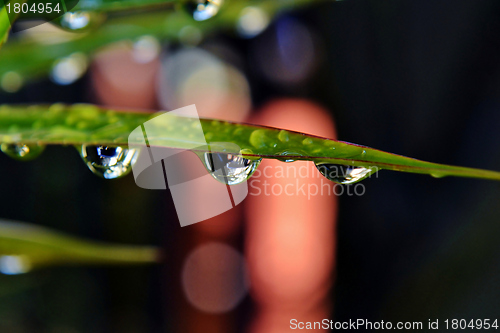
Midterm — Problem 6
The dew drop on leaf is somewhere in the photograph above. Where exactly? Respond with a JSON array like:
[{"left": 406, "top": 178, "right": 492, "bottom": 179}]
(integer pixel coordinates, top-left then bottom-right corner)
[
  {"left": 186, "top": 0, "right": 223, "bottom": 21},
  {"left": 201, "top": 152, "right": 261, "bottom": 185},
  {"left": 51, "top": 11, "right": 105, "bottom": 32},
  {"left": 315, "top": 163, "right": 378, "bottom": 184},
  {"left": 431, "top": 172, "right": 446, "bottom": 179},
  {"left": 80, "top": 145, "right": 138, "bottom": 179},
  {"left": 278, "top": 158, "right": 296, "bottom": 163},
  {"left": 1, "top": 143, "right": 45, "bottom": 161}
]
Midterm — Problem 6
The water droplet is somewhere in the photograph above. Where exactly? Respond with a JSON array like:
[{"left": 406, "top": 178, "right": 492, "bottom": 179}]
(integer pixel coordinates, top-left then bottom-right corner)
[
  {"left": 186, "top": 0, "right": 223, "bottom": 21},
  {"left": 202, "top": 152, "right": 261, "bottom": 185},
  {"left": 278, "top": 130, "right": 290, "bottom": 143},
  {"left": 1, "top": 143, "right": 45, "bottom": 161},
  {"left": 50, "top": 52, "right": 88, "bottom": 85},
  {"left": 80, "top": 145, "right": 138, "bottom": 179},
  {"left": 302, "top": 138, "right": 313, "bottom": 145},
  {"left": 51, "top": 11, "right": 105, "bottom": 32},
  {"left": 249, "top": 129, "right": 269, "bottom": 149},
  {"left": 431, "top": 172, "right": 446, "bottom": 179},
  {"left": 315, "top": 163, "right": 378, "bottom": 184},
  {"left": 0, "top": 255, "right": 31, "bottom": 275},
  {"left": 1, "top": 71, "right": 23, "bottom": 93},
  {"left": 324, "top": 140, "right": 336, "bottom": 148},
  {"left": 236, "top": 6, "right": 269, "bottom": 38},
  {"left": 277, "top": 150, "right": 304, "bottom": 163}
]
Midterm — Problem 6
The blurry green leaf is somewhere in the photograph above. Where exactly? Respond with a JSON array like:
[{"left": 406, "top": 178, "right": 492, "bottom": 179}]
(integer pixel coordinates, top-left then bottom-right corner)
[{"left": 0, "top": 219, "right": 160, "bottom": 274}]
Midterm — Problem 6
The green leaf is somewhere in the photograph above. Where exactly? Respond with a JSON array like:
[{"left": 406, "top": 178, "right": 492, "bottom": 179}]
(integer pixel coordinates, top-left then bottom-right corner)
[
  {"left": 0, "top": 219, "right": 160, "bottom": 273},
  {"left": 1, "top": 103, "right": 499, "bottom": 182}
]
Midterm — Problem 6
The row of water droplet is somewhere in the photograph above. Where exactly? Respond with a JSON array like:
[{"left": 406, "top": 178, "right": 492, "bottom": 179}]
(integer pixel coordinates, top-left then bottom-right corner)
[{"left": 0, "top": 143, "right": 377, "bottom": 185}]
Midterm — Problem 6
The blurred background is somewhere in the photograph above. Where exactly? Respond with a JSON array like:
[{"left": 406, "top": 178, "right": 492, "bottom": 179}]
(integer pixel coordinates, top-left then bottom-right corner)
[{"left": 1, "top": 0, "right": 500, "bottom": 332}]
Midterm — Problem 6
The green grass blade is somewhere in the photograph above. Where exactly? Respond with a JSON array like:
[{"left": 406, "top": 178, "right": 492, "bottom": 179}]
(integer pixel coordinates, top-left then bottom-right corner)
[
  {"left": 1, "top": 103, "right": 499, "bottom": 182},
  {"left": 0, "top": 219, "right": 161, "bottom": 273}
]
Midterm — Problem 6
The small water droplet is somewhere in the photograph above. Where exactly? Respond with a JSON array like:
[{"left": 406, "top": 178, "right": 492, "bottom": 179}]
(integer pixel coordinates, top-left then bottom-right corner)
[
  {"left": 324, "top": 140, "right": 336, "bottom": 147},
  {"left": 201, "top": 152, "right": 261, "bottom": 185},
  {"left": 277, "top": 150, "right": 304, "bottom": 163},
  {"left": 1, "top": 143, "right": 45, "bottom": 161},
  {"left": 278, "top": 130, "right": 290, "bottom": 143},
  {"left": 80, "top": 145, "right": 138, "bottom": 179},
  {"left": 249, "top": 129, "right": 269, "bottom": 149},
  {"left": 51, "top": 11, "right": 105, "bottom": 32},
  {"left": 1, "top": 71, "right": 23, "bottom": 93},
  {"left": 186, "top": 0, "right": 223, "bottom": 21},
  {"left": 50, "top": 52, "right": 88, "bottom": 85},
  {"left": 302, "top": 138, "right": 314, "bottom": 145},
  {"left": 0, "top": 255, "right": 31, "bottom": 275},
  {"left": 315, "top": 163, "right": 377, "bottom": 184},
  {"left": 431, "top": 172, "right": 446, "bottom": 179}
]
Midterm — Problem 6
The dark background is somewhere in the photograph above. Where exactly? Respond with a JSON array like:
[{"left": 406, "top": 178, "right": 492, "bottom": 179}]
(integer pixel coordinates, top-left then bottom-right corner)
[{"left": 1, "top": 0, "right": 500, "bottom": 331}]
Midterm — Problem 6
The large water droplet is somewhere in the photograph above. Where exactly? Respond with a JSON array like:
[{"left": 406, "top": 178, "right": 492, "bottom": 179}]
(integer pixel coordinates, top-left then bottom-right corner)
[
  {"left": 202, "top": 152, "right": 260, "bottom": 185},
  {"left": 186, "top": 0, "right": 223, "bottom": 21},
  {"left": 51, "top": 11, "right": 105, "bottom": 32},
  {"left": 315, "top": 163, "right": 378, "bottom": 184},
  {"left": 80, "top": 145, "right": 138, "bottom": 179},
  {"left": 1, "top": 143, "right": 45, "bottom": 161}
]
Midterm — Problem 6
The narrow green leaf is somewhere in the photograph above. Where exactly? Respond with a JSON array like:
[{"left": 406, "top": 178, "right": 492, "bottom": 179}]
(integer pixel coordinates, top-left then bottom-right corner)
[
  {"left": 0, "top": 219, "right": 161, "bottom": 273},
  {"left": 1, "top": 103, "right": 499, "bottom": 182}
]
